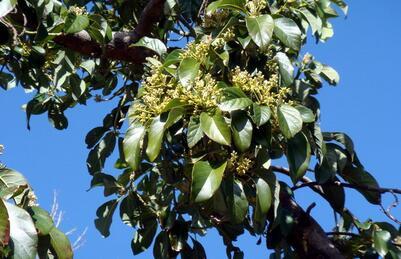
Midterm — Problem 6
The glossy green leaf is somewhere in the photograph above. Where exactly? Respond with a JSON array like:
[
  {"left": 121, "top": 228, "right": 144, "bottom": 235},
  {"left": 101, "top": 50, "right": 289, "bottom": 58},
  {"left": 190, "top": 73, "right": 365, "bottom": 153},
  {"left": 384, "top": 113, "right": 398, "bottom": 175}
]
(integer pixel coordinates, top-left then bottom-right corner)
[
  {"left": 274, "top": 17, "right": 302, "bottom": 50},
  {"left": 251, "top": 104, "right": 271, "bottom": 127},
  {"left": 178, "top": 57, "right": 200, "bottom": 89},
  {"left": 341, "top": 167, "right": 381, "bottom": 204},
  {"left": 153, "top": 231, "right": 170, "bottom": 258},
  {"left": 123, "top": 122, "right": 145, "bottom": 171},
  {"left": 287, "top": 132, "right": 311, "bottom": 183},
  {"left": 277, "top": 104, "right": 303, "bottom": 139},
  {"left": 132, "top": 218, "right": 158, "bottom": 255},
  {"left": 231, "top": 111, "right": 253, "bottom": 152},
  {"left": 146, "top": 116, "right": 165, "bottom": 162},
  {"left": 299, "top": 8, "right": 321, "bottom": 34},
  {"left": 200, "top": 113, "right": 231, "bottom": 146},
  {"left": 65, "top": 14, "right": 89, "bottom": 34},
  {"left": 253, "top": 178, "right": 271, "bottom": 233},
  {"left": 373, "top": 230, "right": 391, "bottom": 257},
  {"left": 246, "top": 14, "right": 274, "bottom": 49},
  {"left": 295, "top": 105, "right": 315, "bottom": 123},
  {"left": 206, "top": 0, "right": 246, "bottom": 13},
  {"left": 231, "top": 179, "right": 248, "bottom": 224},
  {"left": 320, "top": 65, "right": 340, "bottom": 85},
  {"left": 0, "top": 199, "right": 9, "bottom": 247},
  {"left": 28, "top": 206, "right": 54, "bottom": 236},
  {"left": 4, "top": 202, "right": 38, "bottom": 259},
  {"left": 49, "top": 227, "right": 73, "bottom": 259},
  {"left": 218, "top": 98, "right": 252, "bottom": 112},
  {"left": 94, "top": 199, "right": 118, "bottom": 237},
  {"left": 0, "top": 168, "right": 28, "bottom": 201},
  {"left": 191, "top": 161, "right": 227, "bottom": 203},
  {"left": 131, "top": 37, "right": 167, "bottom": 56},
  {"left": 275, "top": 52, "right": 294, "bottom": 87},
  {"left": 187, "top": 116, "right": 204, "bottom": 148}
]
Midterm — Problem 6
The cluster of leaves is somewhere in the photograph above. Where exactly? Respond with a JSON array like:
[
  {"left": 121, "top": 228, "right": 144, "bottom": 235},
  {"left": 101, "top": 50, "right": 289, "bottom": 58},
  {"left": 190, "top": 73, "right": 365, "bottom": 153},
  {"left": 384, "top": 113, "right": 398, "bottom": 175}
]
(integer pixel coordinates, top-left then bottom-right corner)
[
  {"left": 0, "top": 161, "right": 72, "bottom": 258},
  {"left": 1, "top": 0, "right": 401, "bottom": 258}
]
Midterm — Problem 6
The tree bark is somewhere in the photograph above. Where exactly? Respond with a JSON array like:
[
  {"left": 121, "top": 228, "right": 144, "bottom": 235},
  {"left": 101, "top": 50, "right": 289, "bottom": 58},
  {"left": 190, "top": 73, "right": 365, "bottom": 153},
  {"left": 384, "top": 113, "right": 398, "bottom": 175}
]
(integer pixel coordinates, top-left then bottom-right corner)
[
  {"left": 53, "top": 0, "right": 166, "bottom": 63},
  {"left": 279, "top": 192, "right": 345, "bottom": 259}
]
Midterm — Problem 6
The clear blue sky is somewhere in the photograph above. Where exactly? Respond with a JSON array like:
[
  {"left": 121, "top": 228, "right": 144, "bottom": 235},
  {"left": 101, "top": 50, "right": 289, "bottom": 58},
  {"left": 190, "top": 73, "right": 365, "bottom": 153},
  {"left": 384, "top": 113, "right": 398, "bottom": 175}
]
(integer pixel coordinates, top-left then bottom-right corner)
[{"left": 1, "top": 2, "right": 401, "bottom": 258}]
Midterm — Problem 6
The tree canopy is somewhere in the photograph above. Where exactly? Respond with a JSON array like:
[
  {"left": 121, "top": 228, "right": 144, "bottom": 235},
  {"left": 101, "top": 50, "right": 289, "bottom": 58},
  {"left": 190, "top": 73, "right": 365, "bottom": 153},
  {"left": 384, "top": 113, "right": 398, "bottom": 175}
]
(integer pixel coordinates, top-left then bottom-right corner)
[{"left": 0, "top": 0, "right": 401, "bottom": 258}]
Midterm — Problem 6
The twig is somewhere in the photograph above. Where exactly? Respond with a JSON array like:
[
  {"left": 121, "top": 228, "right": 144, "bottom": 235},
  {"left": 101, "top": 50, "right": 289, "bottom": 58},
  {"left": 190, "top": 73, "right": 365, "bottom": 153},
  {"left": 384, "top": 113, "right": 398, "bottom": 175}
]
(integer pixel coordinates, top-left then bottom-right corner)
[
  {"left": 326, "top": 232, "right": 359, "bottom": 238},
  {"left": 292, "top": 181, "right": 401, "bottom": 195},
  {"left": 380, "top": 191, "right": 401, "bottom": 225}
]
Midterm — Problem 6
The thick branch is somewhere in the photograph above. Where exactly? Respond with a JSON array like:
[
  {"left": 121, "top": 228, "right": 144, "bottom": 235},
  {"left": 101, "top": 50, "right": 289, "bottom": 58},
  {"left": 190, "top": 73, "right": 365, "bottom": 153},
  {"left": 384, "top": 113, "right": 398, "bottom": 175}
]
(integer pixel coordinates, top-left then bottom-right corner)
[
  {"left": 53, "top": 0, "right": 166, "bottom": 63},
  {"left": 279, "top": 191, "right": 345, "bottom": 258}
]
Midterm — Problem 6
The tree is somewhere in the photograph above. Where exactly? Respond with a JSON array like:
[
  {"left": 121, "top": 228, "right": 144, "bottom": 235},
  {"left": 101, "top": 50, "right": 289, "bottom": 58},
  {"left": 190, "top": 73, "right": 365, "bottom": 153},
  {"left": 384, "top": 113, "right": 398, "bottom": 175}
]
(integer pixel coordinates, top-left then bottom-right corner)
[{"left": 0, "top": 0, "right": 400, "bottom": 258}]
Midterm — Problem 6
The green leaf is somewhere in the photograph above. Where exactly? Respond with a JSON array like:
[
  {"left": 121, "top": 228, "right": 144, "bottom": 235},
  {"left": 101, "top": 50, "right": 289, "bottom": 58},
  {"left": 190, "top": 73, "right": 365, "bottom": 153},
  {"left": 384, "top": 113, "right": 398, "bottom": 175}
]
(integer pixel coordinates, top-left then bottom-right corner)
[
  {"left": 145, "top": 108, "right": 183, "bottom": 162},
  {"left": 187, "top": 116, "right": 204, "bottom": 148},
  {"left": 253, "top": 178, "right": 271, "bottom": 233},
  {"left": 94, "top": 199, "right": 118, "bottom": 237},
  {"left": 0, "top": 199, "right": 9, "bottom": 247},
  {"left": 4, "top": 202, "right": 38, "bottom": 259},
  {"left": 299, "top": 8, "right": 321, "bottom": 34},
  {"left": 0, "top": 0, "right": 17, "bottom": 18},
  {"left": 373, "top": 230, "right": 391, "bottom": 257},
  {"left": 178, "top": 57, "right": 200, "bottom": 89},
  {"left": 251, "top": 104, "right": 271, "bottom": 127},
  {"left": 287, "top": 132, "right": 311, "bottom": 183},
  {"left": 65, "top": 14, "right": 89, "bottom": 34},
  {"left": 295, "top": 105, "right": 315, "bottom": 123},
  {"left": 277, "top": 104, "right": 303, "bottom": 139},
  {"left": 146, "top": 116, "right": 165, "bottom": 162},
  {"left": 131, "top": 37, "right": 167, "bottom": 56},
  {"left": 123, "top": 122, "right": 145, "bottom": 171},
  {"left": 218, "top": 98, "right": 253, "bottom": 112},
  {"left": 228, "top": 178, "right": 249, "bottom": 224},
  {"left": 320, "top": 65, "right": 340, "bottom": 85},
  {"left": 191, "top": 161, "right": 227, "bottom": 203},
  {"left": 341, "top": 167, "right": 381, "bottom": 204},
  {"left": 331, "top": 0, "right": 348, "bottom": 15},
  {"left": 153, "top": 231, "right": 170, "bottom": 258},
  {"left": 85, "top": 127, "right": 107, "bottom": 149},
  {"left": 275, "top": 52, "right": 294, "bottom": 87},
  {"left": 0, "top": 168, "right": 28, "bottom": 201},
  {"left": 49, "top": 227, "right": 73, "bottom": 259},
  {"left": 321, "top": 178, "right": 345, "bottom": 212},
  {"left": 231, "top": 111, "right": 253, "bottom": 152},
  {"left": 200, "top": 113, "right": 231, "bottom": 146},
  {"left": 163, "top": 49, "right": 184, "bottom": 67},
  {"left": 206, "top": 0, "right": 246, "bottom": 13},
  {"left": 274, "top": 17, "right": 302, "bottom": 50},
  {"left": 222, "top": 87, "right": 248, "bottom": 99},
  {"left": 28, "top": 206, "right": 54, "bottom": 236},
  {"left": 132, "top": 218, "right": 158, "bottom": 255},
  {"left": 246, "top": 14, "right": 274, "bottom": 49}
]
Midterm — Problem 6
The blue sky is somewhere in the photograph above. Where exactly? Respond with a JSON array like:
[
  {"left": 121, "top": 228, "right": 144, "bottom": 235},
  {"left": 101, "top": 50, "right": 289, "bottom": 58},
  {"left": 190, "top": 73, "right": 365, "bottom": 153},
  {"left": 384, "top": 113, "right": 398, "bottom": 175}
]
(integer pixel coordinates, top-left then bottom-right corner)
[{"left": 1, "top": 2, "right": 401, "bottom": 258}]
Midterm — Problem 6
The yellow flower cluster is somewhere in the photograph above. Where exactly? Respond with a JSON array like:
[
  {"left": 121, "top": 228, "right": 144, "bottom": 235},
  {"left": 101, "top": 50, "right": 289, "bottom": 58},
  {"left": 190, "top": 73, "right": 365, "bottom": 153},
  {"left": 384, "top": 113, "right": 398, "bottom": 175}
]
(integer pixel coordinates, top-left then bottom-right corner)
[
  {"left": 132, "top": 59, "right": 221, "bottom": 124},
  {"left": 69, "top": 6, "right": 86, "bottom": 15},
  {"left": 132, "top": 63, "right": 180, "bottom": 124},
  {"left": 212, "top": 28, "right": 236, "bottom": 49},
  {"left": 231, "top": 64, "right": 290, "bottom": 109},
  {"left": 181, "top": 74, "right": 221, "bottom": 113},
  {"left": 246, "top": 0, "right": 267, "bottom": 16},
  {"left": 203, "top": 10, "right": 230, "bottom": 28},
  {"left": 180, "top": 39, "right": 211, "bottom": 61},
  {"left": 229, "top": 151, "right": 254, "bottom": 175}
]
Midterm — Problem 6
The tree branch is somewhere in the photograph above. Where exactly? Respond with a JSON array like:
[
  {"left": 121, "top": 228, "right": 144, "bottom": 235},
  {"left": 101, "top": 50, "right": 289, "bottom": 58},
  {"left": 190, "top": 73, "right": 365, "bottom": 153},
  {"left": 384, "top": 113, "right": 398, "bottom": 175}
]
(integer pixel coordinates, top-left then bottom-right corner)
[
  {"left": 278, "top": 191, "right": 345, "bottom": 258},
  {"left": 292, "top": 181, "right": 401, "bottom": 195},
  {"left": 53, "top": 0, "right": 166, "bottom": 63}
]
